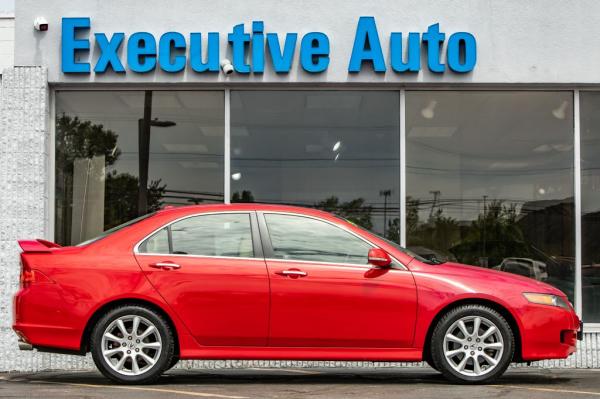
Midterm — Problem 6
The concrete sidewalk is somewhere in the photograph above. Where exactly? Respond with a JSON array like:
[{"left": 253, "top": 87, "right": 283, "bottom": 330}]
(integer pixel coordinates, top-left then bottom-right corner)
[{"left": 1, "top": 367, "right": 600, "bottom": 398}]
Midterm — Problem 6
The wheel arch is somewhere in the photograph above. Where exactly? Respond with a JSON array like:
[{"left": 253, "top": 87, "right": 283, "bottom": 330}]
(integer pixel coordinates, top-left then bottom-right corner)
[
  {"left": 422, "top": 298, "right": 523, "bottom": 364},
  {"left": 80, "top": 297, "right": 180, "bottom": 358}
]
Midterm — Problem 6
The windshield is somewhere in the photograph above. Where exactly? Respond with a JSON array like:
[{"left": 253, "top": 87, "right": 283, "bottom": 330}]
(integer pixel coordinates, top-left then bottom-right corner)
[
  {"left": 77, "top": 212, "right": 157, "bottom": 246},
  {"left": 337, "top": 216, "right": 445, "bottom": 265}
]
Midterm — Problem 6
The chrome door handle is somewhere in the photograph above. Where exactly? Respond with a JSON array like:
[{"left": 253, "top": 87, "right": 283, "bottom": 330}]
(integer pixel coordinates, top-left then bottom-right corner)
[
  {"left": 277, "top": 270, "right": 307, "bottom": 277},
  {"left": 149, "top": 262, "right": 181, "bottom": 270}
]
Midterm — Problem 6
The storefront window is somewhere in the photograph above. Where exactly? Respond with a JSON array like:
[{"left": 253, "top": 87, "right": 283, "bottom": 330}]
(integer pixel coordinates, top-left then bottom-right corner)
[
  {"left": 406, "top": 91, "right": 575, "bottom": 301},
  {"left": 230, "top": 91, "right": 400, "bottom": 237},
  {"left": 580, "top": 92, "right": 600, "bottom": 322},
  {"left": 55, "top": 91, "right": 224, "bottom": 246}
]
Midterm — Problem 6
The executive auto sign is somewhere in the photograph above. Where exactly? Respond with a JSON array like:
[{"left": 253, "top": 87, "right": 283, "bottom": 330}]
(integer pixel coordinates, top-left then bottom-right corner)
[{"left": 61, "top": 16, "right": 477, "bottom": 75}]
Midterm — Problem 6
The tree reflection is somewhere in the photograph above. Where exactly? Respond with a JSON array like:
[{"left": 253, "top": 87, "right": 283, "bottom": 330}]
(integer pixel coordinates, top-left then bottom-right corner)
[
  {"left": 55, "top": 114, "right": 166, "bottom": 245},
  {"left": 316, "top": 196, "right": 373, "bottom": 230}
]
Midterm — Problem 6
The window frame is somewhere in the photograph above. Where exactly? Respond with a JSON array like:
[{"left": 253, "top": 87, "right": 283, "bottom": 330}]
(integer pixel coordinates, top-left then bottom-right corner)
[
  {"left": 134, "top": 211, "right": 263, "bottom": 260},
  {"left": 49, "top": 87, "right": 591, "bottom": 330},
  {"left": 257, "top": 211, "right": 406, "bottom": 270}
]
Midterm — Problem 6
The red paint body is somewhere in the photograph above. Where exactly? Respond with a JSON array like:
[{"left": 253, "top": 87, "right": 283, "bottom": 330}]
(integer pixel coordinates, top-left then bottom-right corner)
[{"left": 13, "top": 204, "right": 579, "bottom": 362}]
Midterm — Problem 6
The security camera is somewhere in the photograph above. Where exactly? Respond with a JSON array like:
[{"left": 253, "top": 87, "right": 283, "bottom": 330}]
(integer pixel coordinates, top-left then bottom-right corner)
[
  {"left": 34, "top": 17, "right": 49, "bottom": 31},
  {"left": 220, "top": 59, "right": 234, "bottom": 75}
]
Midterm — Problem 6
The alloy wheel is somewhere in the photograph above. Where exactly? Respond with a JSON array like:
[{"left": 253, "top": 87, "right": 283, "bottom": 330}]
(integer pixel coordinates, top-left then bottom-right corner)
[
  {"left": 101, "top": 315, "right": 162, "bottom": 376},
  {"left": 442, "top": 315, "right": 504, "bottom": 377}
]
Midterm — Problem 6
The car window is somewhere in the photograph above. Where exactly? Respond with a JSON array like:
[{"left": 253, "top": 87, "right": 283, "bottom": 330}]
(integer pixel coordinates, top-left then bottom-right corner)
[
  {"left": 78, "top": 212, "right": 157, "bottom": 246},
  {"left": 138, "top": 213, "right": 254, "bottom": 258},
  {"left": 264, "top": 214, "right": 372, "bottom": 265},
  {"left": 171, "top": 213, "right": 254, "bottom": 257},
  {"left": 138, "top": 228, "right": 170, "bottom": 254}
]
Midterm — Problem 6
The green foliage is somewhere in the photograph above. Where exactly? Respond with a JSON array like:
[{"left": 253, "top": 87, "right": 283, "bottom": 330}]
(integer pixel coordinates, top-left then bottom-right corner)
[
  {"left": 231, "top": 190, "right": 255, "bottom": 203},
  {"left": 105, "top": 172, "right": 166, "bottom": 229},
  {"left": 55, "top": 114, "right": 121, "bottom": 171},
  {"left": 316, "top": 196, "right": 373, "bottom": 230},
  {"left": 55, "top": 113, "right": 167, "bottom": 244}
]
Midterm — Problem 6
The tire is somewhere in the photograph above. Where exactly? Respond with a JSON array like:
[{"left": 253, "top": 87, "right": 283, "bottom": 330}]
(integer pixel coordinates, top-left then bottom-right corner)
[
  {"left": 424, "top": 356, "right": 440, "bottom": 372},
  {"left": 430, "top": 305, "right": 514, "bottom": 384},
  {"left": 166, "top": 355, "right": 180, "bottom": 371},
  {"left": 90, "top": 305, "right": 175, "bottom": 384}
]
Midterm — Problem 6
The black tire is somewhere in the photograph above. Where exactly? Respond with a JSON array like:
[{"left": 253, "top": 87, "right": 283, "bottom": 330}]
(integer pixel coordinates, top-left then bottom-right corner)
[
  {"left": 166, "top": 355, "right": 180, "bottom": 371},
  {"left": 90, "top": 305, "right": 175, "bottom": 384},
  {"left": 424, "top": 356, "right": 440, "bottom": 372},
  {"left": 430, "top": 305, "right": 514, "bottom": 384}
]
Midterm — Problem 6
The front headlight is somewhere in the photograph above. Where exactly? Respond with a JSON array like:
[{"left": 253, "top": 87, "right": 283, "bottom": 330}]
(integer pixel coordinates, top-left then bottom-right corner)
[{"left": 523, "top": 293, "right": 570, "bottom": 310}]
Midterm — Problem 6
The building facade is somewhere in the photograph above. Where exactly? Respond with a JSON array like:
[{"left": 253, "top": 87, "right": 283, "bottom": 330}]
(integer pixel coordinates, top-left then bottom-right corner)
[{"left": 1, "top": 0, "right": 600, "bottom": 371}]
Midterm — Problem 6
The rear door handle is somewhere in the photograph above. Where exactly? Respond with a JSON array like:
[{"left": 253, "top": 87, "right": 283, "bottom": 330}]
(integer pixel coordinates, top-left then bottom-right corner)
[
  {"left": 149, "top": 262, "right": 181, "bottom": 270},
  {"left": 276, "top": 269, "right": 307, "bottom": 278}
]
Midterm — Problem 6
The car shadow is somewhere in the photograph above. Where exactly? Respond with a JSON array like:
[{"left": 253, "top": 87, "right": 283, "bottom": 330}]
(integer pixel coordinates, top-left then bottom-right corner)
[{"left": 8, "top": 368, "right": 573, "bottom": 387}]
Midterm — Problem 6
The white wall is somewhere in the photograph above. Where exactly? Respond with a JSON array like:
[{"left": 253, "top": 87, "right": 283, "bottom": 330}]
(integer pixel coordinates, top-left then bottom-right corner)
[{"left": 13, "top": 0, "right": 600, "bottom": 85}]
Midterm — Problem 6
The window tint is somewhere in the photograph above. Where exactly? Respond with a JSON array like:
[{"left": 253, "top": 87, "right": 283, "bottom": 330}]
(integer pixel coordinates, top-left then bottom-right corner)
[
  {"left": 265, "top": 214, "right": 372, "bottom": 264},
  {"left": 139, "top": 227, "right": 170, "bottom": 254},
  {"left": 170, "top": 214, "right": 254, "bottom": 257}
]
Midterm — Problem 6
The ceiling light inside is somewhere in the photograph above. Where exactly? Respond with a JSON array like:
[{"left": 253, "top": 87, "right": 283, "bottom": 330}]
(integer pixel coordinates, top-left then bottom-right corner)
[
  {"left": 421, "top": 100, "right": 437, "bottom": 119},
  {"left": 552, "top": 100, "right": 568, "bottom": 120}
]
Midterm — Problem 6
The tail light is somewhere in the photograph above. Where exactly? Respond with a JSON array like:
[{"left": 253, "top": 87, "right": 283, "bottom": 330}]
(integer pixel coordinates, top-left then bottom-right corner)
[{"left": 19, "top": 257, "right": 52, "bottom": 289}]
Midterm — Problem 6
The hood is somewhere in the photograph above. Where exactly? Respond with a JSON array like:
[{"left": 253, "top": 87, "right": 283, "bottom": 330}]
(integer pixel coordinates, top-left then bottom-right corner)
[{"left": 432, "top": 261, "right": 566, "bottom": 297}]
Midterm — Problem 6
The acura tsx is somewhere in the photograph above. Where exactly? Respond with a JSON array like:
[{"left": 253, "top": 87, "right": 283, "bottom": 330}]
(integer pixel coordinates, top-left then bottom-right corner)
[{"left": 13, "top": 204, "right": 581, "bottom": 384}]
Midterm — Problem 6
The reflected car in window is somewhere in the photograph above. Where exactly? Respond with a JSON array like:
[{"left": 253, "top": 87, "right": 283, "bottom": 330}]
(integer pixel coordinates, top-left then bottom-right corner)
[{"left": 13, "top": 204, "right": 581, "bottom": 385}]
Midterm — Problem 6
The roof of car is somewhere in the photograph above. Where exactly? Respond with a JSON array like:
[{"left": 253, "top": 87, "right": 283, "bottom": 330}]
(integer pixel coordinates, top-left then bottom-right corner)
[{"left": 156, "top": 203, "right": 336, "bottom": 218}]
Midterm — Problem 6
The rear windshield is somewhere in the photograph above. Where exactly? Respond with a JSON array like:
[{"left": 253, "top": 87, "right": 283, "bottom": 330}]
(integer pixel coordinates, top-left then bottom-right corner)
[{"left": 77, "top": 212, "right": 157, "bottom": 246}]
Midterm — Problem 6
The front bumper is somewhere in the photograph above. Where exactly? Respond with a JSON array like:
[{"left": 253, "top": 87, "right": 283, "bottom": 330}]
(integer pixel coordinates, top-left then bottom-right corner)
[{"left": 519, "top": 302, "right": 580, "bottom": 361}]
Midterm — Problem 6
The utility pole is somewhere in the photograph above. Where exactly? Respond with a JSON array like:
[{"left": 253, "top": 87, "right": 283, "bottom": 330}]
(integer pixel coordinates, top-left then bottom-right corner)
[
  {"left": 429, "top": 190, "right": 441, "bottom": 221},
  {"left": 380, "top": 189, "right": 392, "bottom": 237}
]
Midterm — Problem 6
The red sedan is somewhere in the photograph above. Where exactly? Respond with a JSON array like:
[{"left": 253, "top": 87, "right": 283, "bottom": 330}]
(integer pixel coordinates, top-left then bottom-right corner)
[{"left": 13, "top": 204, "right": 580, "bottom": 384}]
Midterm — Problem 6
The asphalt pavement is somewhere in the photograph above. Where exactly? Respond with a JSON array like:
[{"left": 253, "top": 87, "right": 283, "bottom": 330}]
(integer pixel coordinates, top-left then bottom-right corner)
[{"left": 1, "top": 367, "right": 600, "bottom": 398}]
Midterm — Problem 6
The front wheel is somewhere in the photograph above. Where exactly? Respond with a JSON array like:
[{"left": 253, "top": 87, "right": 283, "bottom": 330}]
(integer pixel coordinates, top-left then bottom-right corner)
[
  {"left": 90, "top": 305, "right": 175, "bottom": 384},
  {"left": 430, "top": 305, "right": 514, "bottom": 384}
]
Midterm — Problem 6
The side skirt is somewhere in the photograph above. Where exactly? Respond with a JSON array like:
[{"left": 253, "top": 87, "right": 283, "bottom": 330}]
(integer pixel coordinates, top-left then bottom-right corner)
[{"left": 180, "top": 347, "right": 422, "bottom": 362}]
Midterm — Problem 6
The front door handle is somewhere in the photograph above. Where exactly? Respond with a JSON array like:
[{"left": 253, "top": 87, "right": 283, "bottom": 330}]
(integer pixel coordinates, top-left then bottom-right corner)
[
  {"left": 276, "top": 269, "right": 308, "bottom": 278},
  {"left": 149, "top": 262, "right": 181, "bottom": 270}
]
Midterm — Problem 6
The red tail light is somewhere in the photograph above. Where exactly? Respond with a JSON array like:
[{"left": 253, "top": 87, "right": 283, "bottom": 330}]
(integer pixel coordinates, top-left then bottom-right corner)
[
  {"left": 20, "top": 260, "right": 34, "bottom": 289},
  {"left": 19, "top": 258, "right": 52, "bottom": 289}
]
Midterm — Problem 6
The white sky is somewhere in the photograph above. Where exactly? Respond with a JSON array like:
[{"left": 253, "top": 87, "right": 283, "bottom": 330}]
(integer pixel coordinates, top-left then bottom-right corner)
[{"left": 0, "top": 0, "right": 13, "bottom": 13}]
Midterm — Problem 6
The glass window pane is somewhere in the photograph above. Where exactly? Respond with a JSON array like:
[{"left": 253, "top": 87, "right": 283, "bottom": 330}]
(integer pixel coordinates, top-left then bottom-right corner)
[
  {"left": 406, "top": 91, "right": 575, "bottom": 301},
  {"left": 139, "top": 228, "right": 170, "bottom": 254},
  {"left": 265, "top": 214, "right": 372, "bottom": 264},
  {"left": 171, "top": 213, "right": 253, "bottom": 257},
  {"left": 580, "top": 91, "right": 600, "bottom": 322},
  {"left": 231, "top": 91, "right": 400, "bottom": 239},
  {"left": 55, "top": 91, "right": 224, "bottom": 246}
]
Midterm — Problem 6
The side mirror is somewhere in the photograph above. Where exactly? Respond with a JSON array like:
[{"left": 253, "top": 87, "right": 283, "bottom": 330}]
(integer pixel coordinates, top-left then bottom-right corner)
[{"left": 368, "top": 248, "right": 392, "bottom": 268}]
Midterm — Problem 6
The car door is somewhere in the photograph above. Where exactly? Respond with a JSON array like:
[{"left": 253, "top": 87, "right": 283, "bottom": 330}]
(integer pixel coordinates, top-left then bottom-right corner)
[
  {"left": 259, "top": 212, "right": 418, "bottom": 348},
  {"left": 134, "top": 212, "right": 270, "bottom": 346}
]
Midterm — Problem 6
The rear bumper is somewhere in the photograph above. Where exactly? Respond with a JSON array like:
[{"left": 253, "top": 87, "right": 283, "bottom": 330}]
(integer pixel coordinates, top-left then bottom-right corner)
[{"left": 12, "top": 287, "right": 83, "bottom": 353}]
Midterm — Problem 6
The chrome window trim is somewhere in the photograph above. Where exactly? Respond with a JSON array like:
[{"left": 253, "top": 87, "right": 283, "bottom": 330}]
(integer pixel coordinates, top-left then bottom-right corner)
[
  {"left": 136, "top": 252, "right": 259, "bottom": 262},
  {"left": 133, "top": 211, "right": 256, "bottom": 257},
  {"left": 265, "top": 257, "right": 409, "bottom": 272},
  {"left": 261, "top": 211, "right": 408, "bottom": 270}
]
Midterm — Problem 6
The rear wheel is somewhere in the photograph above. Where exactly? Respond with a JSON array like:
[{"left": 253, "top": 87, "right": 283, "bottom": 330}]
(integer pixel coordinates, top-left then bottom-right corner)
[
  {"left": 91, "top": 305, "right": 175, "bottom": 384},
  {"left": 431, "top": 305, "right": 514, "bottom": 384}
]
